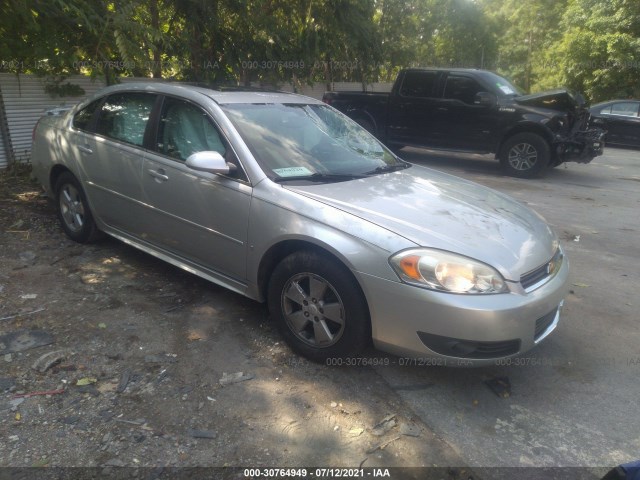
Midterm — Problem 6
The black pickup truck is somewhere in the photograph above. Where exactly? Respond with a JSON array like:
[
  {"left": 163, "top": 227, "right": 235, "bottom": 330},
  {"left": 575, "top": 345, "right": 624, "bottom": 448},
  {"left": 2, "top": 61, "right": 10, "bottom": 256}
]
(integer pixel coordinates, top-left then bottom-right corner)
[{"left": 323, "top": 68, "right": 605, "bottom": 178}]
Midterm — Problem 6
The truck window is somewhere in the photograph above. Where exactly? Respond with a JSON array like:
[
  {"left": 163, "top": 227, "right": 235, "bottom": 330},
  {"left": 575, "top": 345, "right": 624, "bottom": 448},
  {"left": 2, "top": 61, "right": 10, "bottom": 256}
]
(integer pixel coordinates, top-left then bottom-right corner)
[
  {"left": 399, "top": 71, "right": 438, "bottom": 98},
  {"left": 444, "top": 75, "right": 484, "bottom": 105}
]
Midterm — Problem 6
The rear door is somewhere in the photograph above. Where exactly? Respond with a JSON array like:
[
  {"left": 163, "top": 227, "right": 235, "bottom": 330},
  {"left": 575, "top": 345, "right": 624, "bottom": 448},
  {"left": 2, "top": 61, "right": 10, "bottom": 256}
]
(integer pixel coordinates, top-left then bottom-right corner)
[
  {"left": 140, "top": 95, "right": 252, "bottom": 285},
  {"left": 387, "top": 70, "right": 441, "bottom": 147},
  {"left": 74, "top": 92, "right": 157, "bottom": 234},
  {"left": 597, "top": 102, "right": 640, "bottom": 146}
]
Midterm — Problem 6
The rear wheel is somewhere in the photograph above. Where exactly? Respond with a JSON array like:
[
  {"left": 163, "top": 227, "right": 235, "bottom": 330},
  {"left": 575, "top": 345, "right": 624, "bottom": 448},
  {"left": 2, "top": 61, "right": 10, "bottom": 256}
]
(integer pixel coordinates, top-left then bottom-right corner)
[
  {"left": 268, "top": 251, "right": 370, "bottom": 362},
  {"left": 500, "top": 132, "right": 550, "bottom": 178},
  {"left": 55, "top": 172, "right": 101, "bottom": 243}
]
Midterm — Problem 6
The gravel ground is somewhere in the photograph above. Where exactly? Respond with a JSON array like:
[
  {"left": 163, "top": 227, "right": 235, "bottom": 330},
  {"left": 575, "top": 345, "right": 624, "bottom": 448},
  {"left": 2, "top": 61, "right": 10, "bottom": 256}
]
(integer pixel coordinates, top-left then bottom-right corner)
[{"left": 0, "top": 167, "right": 473, "bottom": 478}]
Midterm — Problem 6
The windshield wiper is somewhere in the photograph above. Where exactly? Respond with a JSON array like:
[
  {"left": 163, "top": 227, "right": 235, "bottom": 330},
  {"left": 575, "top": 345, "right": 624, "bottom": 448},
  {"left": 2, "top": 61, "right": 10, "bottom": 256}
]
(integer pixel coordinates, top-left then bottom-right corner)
[
  {"left": 272, "top": 172, "right": 366, "bottom": 183},
  {"left": 365, "top": 162, "right": 411, "bottom": 175}
]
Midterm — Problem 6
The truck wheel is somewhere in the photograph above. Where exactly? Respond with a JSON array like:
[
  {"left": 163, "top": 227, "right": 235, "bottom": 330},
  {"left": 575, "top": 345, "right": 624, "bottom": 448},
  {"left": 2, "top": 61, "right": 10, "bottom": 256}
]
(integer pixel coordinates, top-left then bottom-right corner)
[
  {"left": 500, "top": 133, "right": 550, "bottom": 178},
  {"left": 268, "top": 250, "right": 371, "bottom": 363},
  {"left": 55, "top": 172, "right": 101, "bottom": 243}
]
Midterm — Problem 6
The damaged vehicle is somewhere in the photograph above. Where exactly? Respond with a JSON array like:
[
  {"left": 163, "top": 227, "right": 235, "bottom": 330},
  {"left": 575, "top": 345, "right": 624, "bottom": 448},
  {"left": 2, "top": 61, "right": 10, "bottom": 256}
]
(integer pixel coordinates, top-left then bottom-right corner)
[
  {"left": 323, "top": 68, "right": 605, "bottom": 178},
  {"left": 31, "top": 83, "right": 569, "bottom": 365}
]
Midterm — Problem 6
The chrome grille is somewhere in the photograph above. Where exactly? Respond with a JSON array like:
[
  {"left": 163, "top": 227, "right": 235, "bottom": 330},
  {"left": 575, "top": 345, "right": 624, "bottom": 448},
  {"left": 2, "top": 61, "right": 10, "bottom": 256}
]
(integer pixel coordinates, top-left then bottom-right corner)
[{"left": 521, "top": 248, "right": 563, "bottom": 292}]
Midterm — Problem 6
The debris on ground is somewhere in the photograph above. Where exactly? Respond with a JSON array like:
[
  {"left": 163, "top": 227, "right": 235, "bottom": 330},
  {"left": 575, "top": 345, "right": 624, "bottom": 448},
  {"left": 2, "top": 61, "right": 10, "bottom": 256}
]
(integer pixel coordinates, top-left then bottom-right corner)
[
  {"left": 399, "top": 422, "right": 421, "bottom": 437},
  {"left": 12, "top": 388, "right": 65, "bottom": 399},
  {"left": 219, "top": 372, "right": 254, "bottom": 386},
  {"left": 370, "top": 413, "right": 397, "bottom": 436},
  {"left": 366, "top": 435, "right": 401, "bottom": 454},
  {"left": 484, "top": 377, "right": 511, "bottom": 399},
  {"left": 31, "top": 350, "right": 68, "bottom": 373},
  {"left": 76, "top": 377, "right": 97, "bottom": 386},
  {"left": 187, "top": 429, "right": 217, "bottom": 439},
  {"left": 116, "top": 369, "right": 131, "bottom": 393},
  {"left": 0, "top": 330, "right": 54, "bottom": 354}
]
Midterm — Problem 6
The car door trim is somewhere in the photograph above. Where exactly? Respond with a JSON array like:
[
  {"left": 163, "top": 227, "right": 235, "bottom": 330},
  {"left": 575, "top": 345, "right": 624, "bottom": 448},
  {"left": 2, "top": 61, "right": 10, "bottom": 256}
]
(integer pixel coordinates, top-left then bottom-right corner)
[{"left": 104, "top": 227, "right": 249, "bottom": 296}]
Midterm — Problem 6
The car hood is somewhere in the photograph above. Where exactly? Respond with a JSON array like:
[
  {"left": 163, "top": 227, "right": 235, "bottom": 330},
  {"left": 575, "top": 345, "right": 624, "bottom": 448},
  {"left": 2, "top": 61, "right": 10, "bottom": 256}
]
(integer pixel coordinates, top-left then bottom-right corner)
[
  {"left": 512, "top": 88, "right": 586, "bottom": 111},
  {"left": 286, "top": 165, "right": 557, "bottom": 280}
]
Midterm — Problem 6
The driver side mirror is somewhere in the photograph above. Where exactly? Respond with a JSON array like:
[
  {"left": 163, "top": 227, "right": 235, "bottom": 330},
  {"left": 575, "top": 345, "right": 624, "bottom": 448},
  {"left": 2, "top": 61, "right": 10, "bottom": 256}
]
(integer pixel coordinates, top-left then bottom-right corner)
[
  {"left": 186, "top": 151, "right": 237, "bottom": 175},
  {"left": 474, "top": 92, "right": 497, "bottom": 107}
]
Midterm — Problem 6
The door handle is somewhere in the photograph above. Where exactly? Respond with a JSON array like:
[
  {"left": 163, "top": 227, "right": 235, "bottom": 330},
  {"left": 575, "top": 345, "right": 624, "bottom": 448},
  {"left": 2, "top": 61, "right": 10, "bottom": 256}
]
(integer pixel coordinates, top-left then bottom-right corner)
[
  {"left": 148, "top": 168, "right": 169, "bottom": 182},
  {"left": 77, "top": 145, "right": 93, "bottom": 154}
]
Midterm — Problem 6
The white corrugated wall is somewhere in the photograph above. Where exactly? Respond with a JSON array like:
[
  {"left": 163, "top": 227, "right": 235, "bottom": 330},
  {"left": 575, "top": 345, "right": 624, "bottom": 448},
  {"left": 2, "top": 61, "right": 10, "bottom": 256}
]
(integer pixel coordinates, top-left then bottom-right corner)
[{"left": 0, "top": 74, "right": 106, "bottom": 169}]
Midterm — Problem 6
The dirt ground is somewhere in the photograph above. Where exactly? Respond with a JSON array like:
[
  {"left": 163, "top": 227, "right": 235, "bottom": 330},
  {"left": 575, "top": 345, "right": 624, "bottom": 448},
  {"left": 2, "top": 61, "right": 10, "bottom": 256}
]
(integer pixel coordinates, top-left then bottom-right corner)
[{"left": 0, "top": 167, "right": 474, "bottom": 477}]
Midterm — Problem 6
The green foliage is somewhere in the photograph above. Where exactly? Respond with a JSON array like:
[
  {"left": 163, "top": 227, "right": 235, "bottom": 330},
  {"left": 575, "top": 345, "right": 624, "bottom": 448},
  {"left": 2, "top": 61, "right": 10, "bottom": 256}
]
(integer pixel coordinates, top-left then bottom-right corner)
[
  {"left": 543, "top": 0, "right": 640, "bottom": 101},
  {"left": 43, "top": 77, "right": 86, "bottom": 97},
  {"left": 2, "top": 0, "right": 638, "bottom": 100},
  {"left": 481, "top": 0, "right": 568, "bottom": 93}
]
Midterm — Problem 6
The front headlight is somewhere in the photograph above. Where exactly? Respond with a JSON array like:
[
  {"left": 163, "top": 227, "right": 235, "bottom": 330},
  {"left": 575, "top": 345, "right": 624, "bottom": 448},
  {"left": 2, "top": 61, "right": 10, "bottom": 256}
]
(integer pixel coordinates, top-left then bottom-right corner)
[{"left": 389, "top": 248, "right": 508, "bottom": 294}]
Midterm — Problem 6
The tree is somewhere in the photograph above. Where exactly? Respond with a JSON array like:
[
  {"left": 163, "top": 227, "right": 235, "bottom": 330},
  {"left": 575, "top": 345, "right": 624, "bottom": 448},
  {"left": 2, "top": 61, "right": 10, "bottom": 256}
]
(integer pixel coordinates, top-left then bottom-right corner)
[
  {"left": 542, "top": 0, "right": 640, "bottom": 101},
  {"left": 481, "top": 0, "right": 567, "bottom": 93}
]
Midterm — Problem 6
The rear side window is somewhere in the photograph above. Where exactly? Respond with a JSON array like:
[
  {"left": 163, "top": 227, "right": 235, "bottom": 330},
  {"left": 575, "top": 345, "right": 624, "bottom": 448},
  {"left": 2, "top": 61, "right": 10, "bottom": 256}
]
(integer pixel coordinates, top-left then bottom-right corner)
[
  {"left": 95, "top": 93, "right": 156, "bottom": 146},
  {"left": 444, "top": 75, "right": 485, "bottom": 105},
  {"left": 73, "top": 100, "right": 101, "bottom": 132},
  {"left": 399, "top": 71, "right": 438, "bottom": 98},
  {"left": 156, "top": 97, "right": 226, "bottom": 161},
  {"left": 608, "top": 102, "right": 639, "bottom": 117}
]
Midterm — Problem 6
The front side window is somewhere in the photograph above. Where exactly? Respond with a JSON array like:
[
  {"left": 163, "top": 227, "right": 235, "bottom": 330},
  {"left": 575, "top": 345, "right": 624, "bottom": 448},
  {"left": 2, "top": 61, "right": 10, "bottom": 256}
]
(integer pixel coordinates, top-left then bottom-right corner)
[
  {"left": 95, "top": 93, "right": 156, "bottom": 146},
  {"left": 73, "top": 99, "right": 101, "bottom": 132},
  {"left": 156, "top": 97, "right": 227, "bottom": 161},
  {"left": 444, "top": 76, "right": 485, "bottom": 105},
  {"left": 222, "top": 103, "right": 405, "bottom": 182},
  {"left": 399, "top": 71, "right": 438, "bottom": 98}
]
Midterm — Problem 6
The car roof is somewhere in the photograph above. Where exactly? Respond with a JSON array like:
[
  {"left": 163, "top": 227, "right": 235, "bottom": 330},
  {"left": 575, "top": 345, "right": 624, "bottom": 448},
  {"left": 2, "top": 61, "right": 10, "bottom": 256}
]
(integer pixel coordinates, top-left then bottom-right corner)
[{"left": 84, "top": 82, "right": 323, "bottom": 106}]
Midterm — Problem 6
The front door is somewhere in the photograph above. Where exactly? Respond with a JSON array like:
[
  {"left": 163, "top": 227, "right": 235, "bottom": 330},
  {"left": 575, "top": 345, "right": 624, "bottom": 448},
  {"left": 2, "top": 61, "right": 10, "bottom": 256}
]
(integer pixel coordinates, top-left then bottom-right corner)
[
  {"left": 140, "top": 96, "right": 252, "bottom": 285},
  {"left": 434, "top": 74, "right": 497, "bottom": 152}
]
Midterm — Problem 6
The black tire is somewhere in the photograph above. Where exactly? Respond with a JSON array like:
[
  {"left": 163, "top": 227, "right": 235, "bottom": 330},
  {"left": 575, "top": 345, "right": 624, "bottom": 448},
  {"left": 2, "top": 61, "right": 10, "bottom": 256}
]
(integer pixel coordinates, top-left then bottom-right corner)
[
  {"left": 499, "top": 132, "right": 550, "bottom": 178},
  {"left": 54, "top": 172, "right": 101, "bottom": 243},
  {"left": 268, "top": 250, "right": 371, "bottom": 362}
]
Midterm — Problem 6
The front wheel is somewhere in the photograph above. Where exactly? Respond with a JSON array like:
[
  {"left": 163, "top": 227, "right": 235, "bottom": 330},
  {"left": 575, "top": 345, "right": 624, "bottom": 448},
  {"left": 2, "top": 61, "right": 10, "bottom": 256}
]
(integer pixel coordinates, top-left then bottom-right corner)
[
  {"left": 268, "top": 251, "right": 371, "bottom": 362},
  {"left": 499, "top": 132, "right": 550, "bottom": 178},
  {"left": 55, "top": 172, "right": 101, "bottom": 243}
]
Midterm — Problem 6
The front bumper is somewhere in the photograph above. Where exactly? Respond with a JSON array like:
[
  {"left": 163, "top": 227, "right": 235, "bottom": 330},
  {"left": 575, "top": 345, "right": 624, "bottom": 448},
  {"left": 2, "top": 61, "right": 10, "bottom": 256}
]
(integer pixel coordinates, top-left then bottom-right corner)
[
  {"left": 555, "top": 128, "right": 606, "bottom": 164},
  {"left": 358, "top": 254, "right": 570, "bottom": 366}
]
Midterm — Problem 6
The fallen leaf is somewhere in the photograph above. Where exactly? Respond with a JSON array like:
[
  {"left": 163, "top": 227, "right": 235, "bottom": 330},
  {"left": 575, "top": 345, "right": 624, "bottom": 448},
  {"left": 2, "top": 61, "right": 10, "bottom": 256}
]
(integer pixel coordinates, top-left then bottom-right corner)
[
  {"left": 98, "top": 323, "right": 107, "bottom": 329},
  {"left": 15, "top": 412, "right": 21, "bottom": 421},
  {"left": 76, "top": 377, "right": 97, "bottom": 386},
  {"left": 187, "top": 331, "right": 203, "bottom": 341},
  {"left": 348, "top": 427, "right": 364, "bottom": 437}
]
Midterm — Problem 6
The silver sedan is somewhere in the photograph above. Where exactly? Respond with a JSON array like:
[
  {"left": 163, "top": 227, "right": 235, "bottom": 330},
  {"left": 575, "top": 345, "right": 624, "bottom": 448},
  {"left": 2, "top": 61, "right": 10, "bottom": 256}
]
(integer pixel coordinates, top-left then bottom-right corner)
[{"left": 31, "top": 83, "right": 569, "bottom": 365}]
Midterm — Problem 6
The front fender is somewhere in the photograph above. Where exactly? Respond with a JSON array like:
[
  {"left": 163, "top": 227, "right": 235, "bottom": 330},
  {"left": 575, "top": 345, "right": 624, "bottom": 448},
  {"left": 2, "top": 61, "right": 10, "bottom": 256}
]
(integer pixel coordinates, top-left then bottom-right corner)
[{"left": 246, "top": 181, "right": 414, "bottom": 301}]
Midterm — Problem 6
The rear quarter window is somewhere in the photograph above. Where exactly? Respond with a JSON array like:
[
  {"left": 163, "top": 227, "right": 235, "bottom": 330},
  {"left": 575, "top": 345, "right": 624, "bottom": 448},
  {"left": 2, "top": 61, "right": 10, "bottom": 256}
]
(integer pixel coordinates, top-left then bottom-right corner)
[{"left": 73, "top": 99, "right": 101, "bottom": 132}]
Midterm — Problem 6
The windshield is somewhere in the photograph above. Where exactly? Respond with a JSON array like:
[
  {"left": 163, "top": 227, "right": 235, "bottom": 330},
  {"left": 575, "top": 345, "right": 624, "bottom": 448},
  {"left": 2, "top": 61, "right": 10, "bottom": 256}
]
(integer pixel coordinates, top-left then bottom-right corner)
[{"left": 222, "top": 103, "right": 407, "bottom": 182}]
